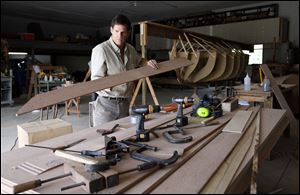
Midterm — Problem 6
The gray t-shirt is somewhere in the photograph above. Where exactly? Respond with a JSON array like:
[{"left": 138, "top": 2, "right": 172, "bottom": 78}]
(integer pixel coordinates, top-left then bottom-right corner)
[{"left": 91, "top": 37, "right": 141, "bottom": 98}]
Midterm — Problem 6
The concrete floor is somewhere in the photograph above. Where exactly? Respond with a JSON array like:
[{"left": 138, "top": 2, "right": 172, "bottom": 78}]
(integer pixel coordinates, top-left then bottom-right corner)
[{"left": 1, "top": 87, "right": 299, "bottom": 194}]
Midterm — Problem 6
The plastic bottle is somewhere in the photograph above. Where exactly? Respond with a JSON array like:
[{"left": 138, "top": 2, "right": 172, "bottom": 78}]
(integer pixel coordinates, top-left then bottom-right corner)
[
  {"left": 44, "top": 75, "right": 48, "bottom": 82},
  {"left": 263, "top": 76, "right": 270, "bottom": 92},
  {"left": 244, "top": 73, "right": 251, "bottom": 91},
  {"left": 49, "top": 75, "right": 53, "bottom": 82}
]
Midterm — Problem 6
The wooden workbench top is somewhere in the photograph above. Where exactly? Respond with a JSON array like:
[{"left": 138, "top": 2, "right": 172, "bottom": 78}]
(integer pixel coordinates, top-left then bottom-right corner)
[{"left": 1, "top": 107, "right": 288, "bottom": 194}]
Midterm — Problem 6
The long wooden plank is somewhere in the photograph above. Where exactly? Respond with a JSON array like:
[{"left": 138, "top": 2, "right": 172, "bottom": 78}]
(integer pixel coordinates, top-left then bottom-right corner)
[
  {"left": 17, "top": 59, "right": 192, "bottom": 116},
  {"left": 250, "top": 110, "right": 261, "bottom": 194},
  {"left": 123, "top": 106, "right": 249, "bottom": 194},
  {"left": 261, "top": 64, "right": 299, "bottom": 138},
  {"left": 227, "top": 109, "right": 287, "bottom": 193},
  {"left": 200, "top": 109, "right": 260, "bottom": 193},
  {"left": 150, "top": 106, "right": 260, "bottom": 194}
]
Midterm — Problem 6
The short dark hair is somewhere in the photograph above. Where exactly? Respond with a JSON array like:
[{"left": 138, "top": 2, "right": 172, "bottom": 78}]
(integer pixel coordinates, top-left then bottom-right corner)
[{"left": 111, "top": 15, "right": 131, "bottom": 31}]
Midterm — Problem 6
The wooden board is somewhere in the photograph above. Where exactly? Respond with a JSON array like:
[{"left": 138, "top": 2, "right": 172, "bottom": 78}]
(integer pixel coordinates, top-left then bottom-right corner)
[
  {"left": 222, "top": 111, "right": 253, "bottom": 133},
  {"left": 17, "top": 59, "right": 193, "bottom": 116},
  {"left": 189, "top": 50, "right": 217, "bottom": 82},
  {"left": 149, "top": 107, "right": 260, "bottom": 194},
  {"left": 182, "top": 51, "right": 201, "bottom": 81},
  {"left": 17, "top": 119, "right": 73, "bottom": 148},
  {"left": 261, "top": 64, "right": 299, "bottom": 138},
  {"left": 1, "top": 107, "right": 289, "bottom": 194},
  {"left": 201, "top": 51, "right": 227, "bottom": 82},
  {"left": 216, "top": 53, "right": 234, "bottom": 81},
  {"left": 228, "top": 52, "right": 240, "bottom": 79},
  {"left": 200, "top": 109, "right": 259, "bottom": 193}
]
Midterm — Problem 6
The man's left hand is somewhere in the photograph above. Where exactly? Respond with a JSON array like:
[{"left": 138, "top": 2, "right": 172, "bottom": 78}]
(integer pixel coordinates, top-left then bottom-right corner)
[{"left": 147, "top": 59, "right": 159, "bottom": 69}]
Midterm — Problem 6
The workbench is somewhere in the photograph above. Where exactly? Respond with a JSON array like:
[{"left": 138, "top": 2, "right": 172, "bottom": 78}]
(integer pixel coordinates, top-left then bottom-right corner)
[
  {"left": 1, "top": 106, "right": 289, "bottom": 194},
  {"left": 234, "top": 83, "right": 273, "bottom": 108}
]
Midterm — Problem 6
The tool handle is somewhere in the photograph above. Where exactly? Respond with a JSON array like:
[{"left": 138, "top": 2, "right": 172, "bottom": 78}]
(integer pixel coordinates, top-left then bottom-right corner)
[
  {"left": 12, "top": 179, "right": 42, "bottom": 193},
  {"left": 81, "top": 150, "right": 104, "bottom": 157},
  {"left": 137, "top": 161, "right": 158, "bottom": 171}
]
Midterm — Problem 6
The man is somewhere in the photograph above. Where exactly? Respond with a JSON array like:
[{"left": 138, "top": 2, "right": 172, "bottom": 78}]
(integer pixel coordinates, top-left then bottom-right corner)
[{"left": 91, "top": 15, "right": 158, "bottom": 126}]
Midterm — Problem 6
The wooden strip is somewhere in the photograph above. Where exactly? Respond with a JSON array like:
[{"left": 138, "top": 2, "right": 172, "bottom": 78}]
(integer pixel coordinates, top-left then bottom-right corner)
[
  {"left": 129, "top": 79, "right": 143, "bottom": 108},
  {"left": 250, "top": 110, "right": 261, "bottom": 194},
  {"left": 183, "top": 33, "right": 197, "bottom": 58},
  {"left": 222, "top": 111, "right": 253, "bottom": 133},
  {"left": 200, "top": 108, "right": 260, "bottom": 193},
  {"left": 145, "top": 77, "right": 159, "bottom": 105},
  {"left": 143, "top": 21, "right": 252, "bottom": 51},
  {"left": 150, "top": 106, "right": 259, "bottom": 194},
  {"left": 261, "top": 64, "right": 299, "bottom": 138},
  {"left": 17, "top": 59, "right": 193, "bottom": 116}
]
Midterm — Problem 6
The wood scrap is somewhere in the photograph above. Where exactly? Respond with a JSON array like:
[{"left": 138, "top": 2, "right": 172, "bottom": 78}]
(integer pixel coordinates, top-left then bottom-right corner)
[{"left": 222, "top": 110, "right": 253, "bottom": 133}]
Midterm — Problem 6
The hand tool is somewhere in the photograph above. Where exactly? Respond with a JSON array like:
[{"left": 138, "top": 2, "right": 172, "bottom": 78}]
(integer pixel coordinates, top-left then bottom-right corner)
[
  {"left": 99, "top": 161, "right": 159, "bottom": 188},
  {"left": 130, "top": 146, "right": 179, "bottom": 168},
  {"left": 163, "top": 130, "right": 193, "bottom": 144},
  {"left": 96, "top": 124, "right": 120, "bottom": 135},
  {"left": 121, "top": 139, "right": 157, "bottom": 151},
  {"left": 12, "top": 172, "right": 72, "bottom": 193},
  {"left": 172, "top": 96, "right": 194, "bottom": 127},
  {"left": 161, "top": 102, "right": 193, "bottom": 113},
  {"left": 25, "top": 144, "right": 105, "bottom": 157},
  {"left": 61, "top": 161, "right": 105, "bottom": 193},
  {"left": 191, "top": 94, "right": 222, "bottom": 118},
  {"left": 131, "top": 105, "right": 161, "bottom": 142},
  {"left": 25, "top": 138, "right": 86, "bottom": 152},
  {"left": 104, "top": 135, "right": 129, "bottom": 159}
]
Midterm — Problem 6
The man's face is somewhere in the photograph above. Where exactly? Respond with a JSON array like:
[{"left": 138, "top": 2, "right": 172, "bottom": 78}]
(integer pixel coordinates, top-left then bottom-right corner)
[{"left": 110, "top": 24, "right": 130, "bottom": 48}]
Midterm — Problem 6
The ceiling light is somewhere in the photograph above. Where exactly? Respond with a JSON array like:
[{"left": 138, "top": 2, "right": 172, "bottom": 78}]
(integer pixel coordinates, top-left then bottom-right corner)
[{"left": 8, "top": 52, "right": 28, "bottom": 55}]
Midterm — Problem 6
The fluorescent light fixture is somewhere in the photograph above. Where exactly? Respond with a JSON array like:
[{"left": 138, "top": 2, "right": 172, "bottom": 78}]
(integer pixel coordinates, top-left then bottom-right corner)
[{"left": 8, "top": 52, "right": 28, "bottom": 55}]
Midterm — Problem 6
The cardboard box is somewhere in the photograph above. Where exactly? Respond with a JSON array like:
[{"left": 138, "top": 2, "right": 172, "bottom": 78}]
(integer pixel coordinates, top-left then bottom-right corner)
[{"left": 17, "top": 119, "right": 73, "bottom": 148}]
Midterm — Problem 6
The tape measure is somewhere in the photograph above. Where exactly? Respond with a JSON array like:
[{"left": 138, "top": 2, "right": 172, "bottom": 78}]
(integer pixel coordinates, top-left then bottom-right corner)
[{"left": 196, "top": 107, "right": 211, "bottom": 118}]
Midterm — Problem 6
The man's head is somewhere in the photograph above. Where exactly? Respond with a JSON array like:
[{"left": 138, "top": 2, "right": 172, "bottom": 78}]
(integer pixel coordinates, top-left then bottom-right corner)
[{"left": 110, "top": 15, "right": 131, "bottom": 49}]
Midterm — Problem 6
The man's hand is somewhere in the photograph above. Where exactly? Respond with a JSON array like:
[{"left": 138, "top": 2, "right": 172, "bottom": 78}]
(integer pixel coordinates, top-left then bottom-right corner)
[{"left": 147, "top": 59, "right": 159, "bottom": 69}]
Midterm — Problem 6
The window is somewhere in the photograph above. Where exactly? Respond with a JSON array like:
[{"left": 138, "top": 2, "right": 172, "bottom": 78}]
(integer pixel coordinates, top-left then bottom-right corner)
[{"left": 243, "top": 44, "right": 263, "bottom": 65}]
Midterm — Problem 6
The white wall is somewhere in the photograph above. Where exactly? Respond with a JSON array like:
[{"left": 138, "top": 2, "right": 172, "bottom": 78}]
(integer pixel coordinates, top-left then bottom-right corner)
[
  {"left": 211, "top": 1, "right": 299, "bottom": 47},
  {"left": 1, "top": 15, "right": 98, "bottom": 38}
]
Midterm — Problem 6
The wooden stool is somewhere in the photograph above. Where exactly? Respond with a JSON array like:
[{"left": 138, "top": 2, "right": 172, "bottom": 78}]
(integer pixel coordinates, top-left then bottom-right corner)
[{"left": 65, "top": 97, "right": 81, "bottom": 117}]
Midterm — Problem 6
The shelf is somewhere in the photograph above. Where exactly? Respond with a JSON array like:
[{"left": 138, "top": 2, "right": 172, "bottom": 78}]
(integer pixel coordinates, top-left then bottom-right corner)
[
  {"left": 1, "top": 76, "right": 14, "bottom": 105},
  {"left": 6, "top": 39, "right": 95, "bottom": 55}
]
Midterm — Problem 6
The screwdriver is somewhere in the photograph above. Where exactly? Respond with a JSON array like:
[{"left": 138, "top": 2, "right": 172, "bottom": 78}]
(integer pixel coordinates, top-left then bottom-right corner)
[
  {"left": 25, "top": 144, "right": 105, "bottom": 157},
  {"left": 12, "top": 173, "right": 72, "bottom": 193}
]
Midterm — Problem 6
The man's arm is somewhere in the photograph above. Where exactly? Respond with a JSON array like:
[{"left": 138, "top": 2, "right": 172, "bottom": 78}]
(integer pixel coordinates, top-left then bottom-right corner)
[
  {"left": 91, "top": 47, "right": 107, "bottom": 81},
  {"left": 138, "top": 58, "right": 159, "bottom": 69},
  {"left": 83, "top": 68, "right": 91, "bottom": 82}
]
